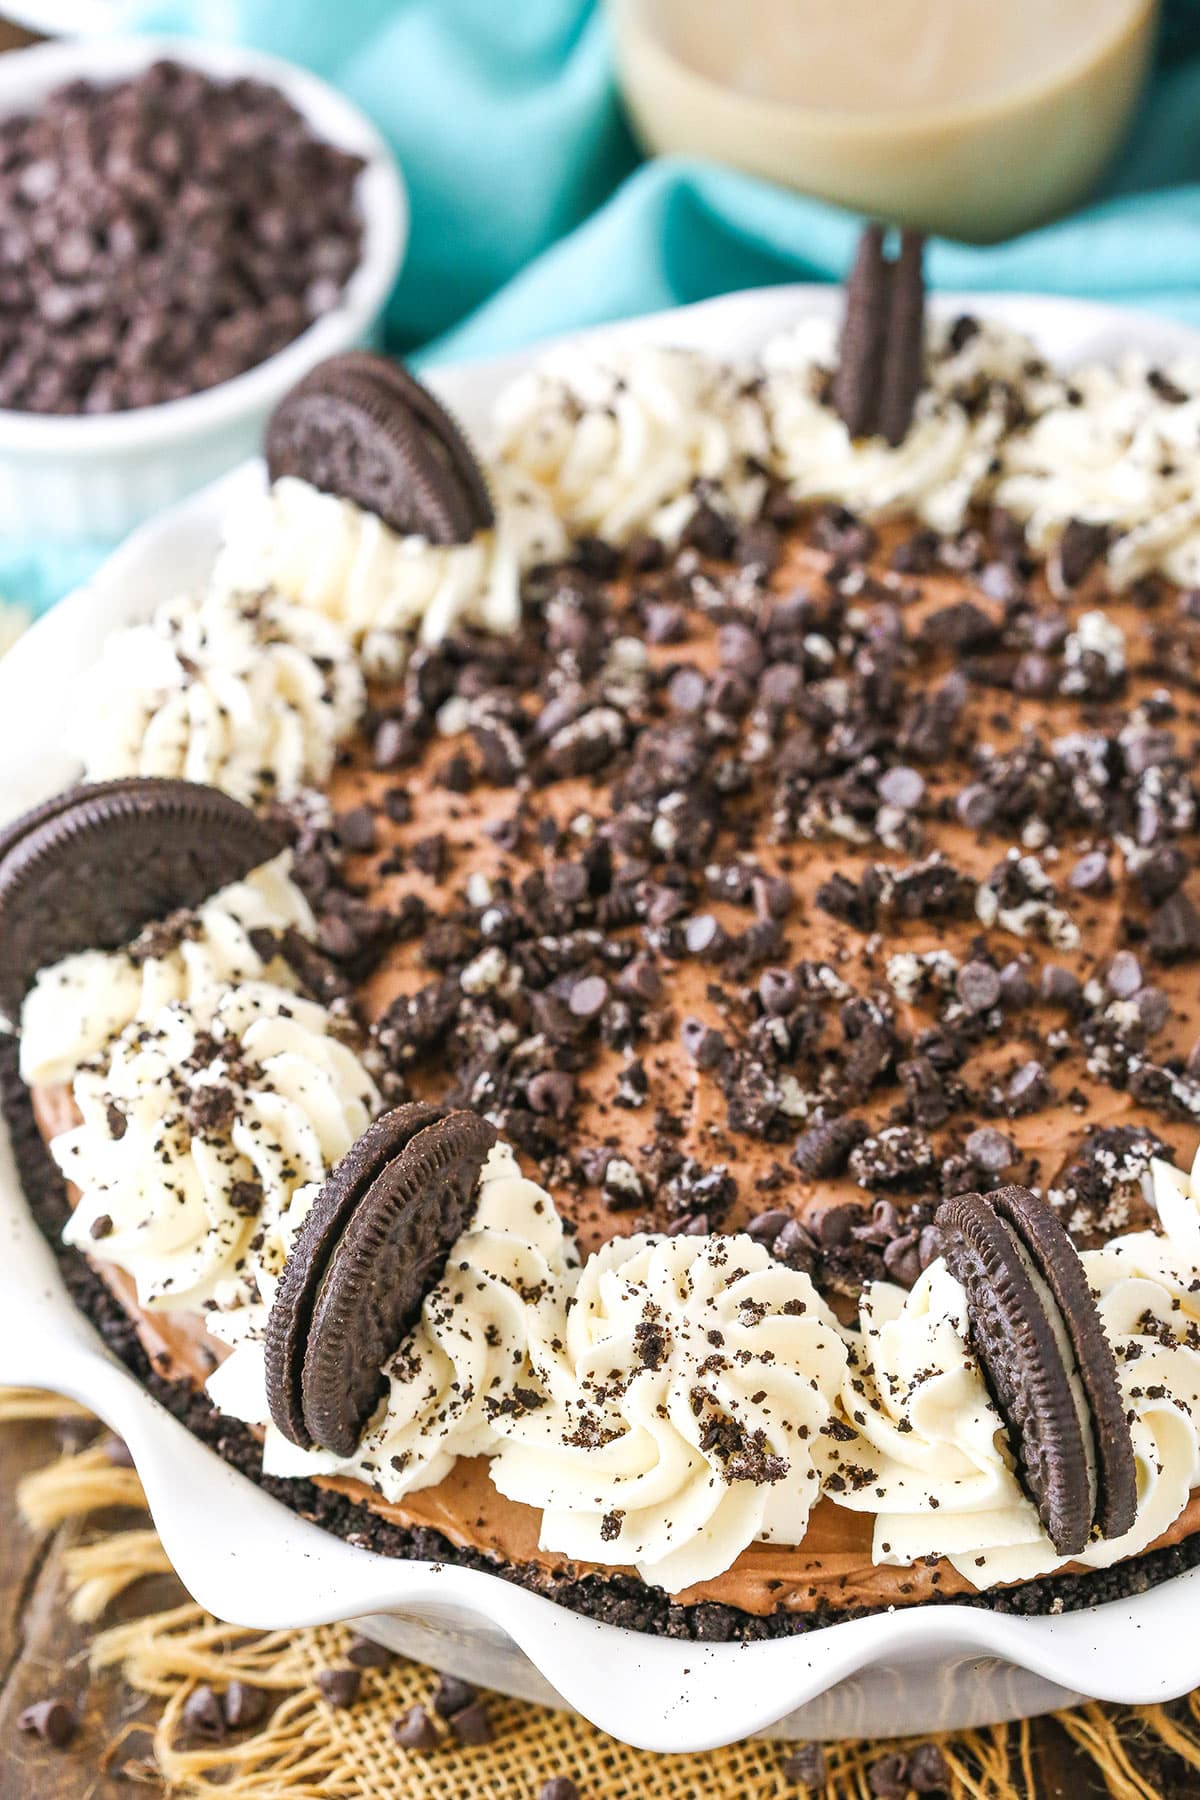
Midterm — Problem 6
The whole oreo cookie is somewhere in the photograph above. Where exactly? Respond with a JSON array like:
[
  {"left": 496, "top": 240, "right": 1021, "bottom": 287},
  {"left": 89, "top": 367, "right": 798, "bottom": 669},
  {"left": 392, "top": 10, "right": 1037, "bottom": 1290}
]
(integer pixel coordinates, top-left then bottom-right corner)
[
  {"left": 266, "top": 1104, "right": 498, "bottom": 1456},
  {"left": 265, "top": 351, "right": 494, "bottom": 545},
  {"left": 936, "top": 1184, "right": 1136, "bottom": 1557},
  {"left": 0, "top": 778, "right": 287, "bottom": 1024}
]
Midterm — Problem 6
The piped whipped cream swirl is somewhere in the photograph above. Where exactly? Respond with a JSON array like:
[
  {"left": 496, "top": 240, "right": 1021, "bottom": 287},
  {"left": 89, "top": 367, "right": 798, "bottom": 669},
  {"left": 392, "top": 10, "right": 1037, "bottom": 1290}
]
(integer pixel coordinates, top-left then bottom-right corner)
[
  {"left": 762, "top": 315, "right": 1048, "bottom": 536},
  {"left": 828, "top": 1197, "right": 1200, "bottom": 1586},
  {"left": 492, "top": 342, "right": 773, "bottom": 546},
  {"left": 78, "top": 588, "right": 364, "bottom": 805},
  {"left": 212, "top": 1142, "right": 578, "bottom": 1504},
  {"left": 213, "top": 467, "right": 567, "bottom": 679},
  {"left": 490, "top": 1233, "right": 847, "bottom": 1592},
  {"left": 54, "top": 980, "right": 379, "bottom": 1311},
  {"left": 20, "top": 852, "right": 314, "bottom": 1087}
]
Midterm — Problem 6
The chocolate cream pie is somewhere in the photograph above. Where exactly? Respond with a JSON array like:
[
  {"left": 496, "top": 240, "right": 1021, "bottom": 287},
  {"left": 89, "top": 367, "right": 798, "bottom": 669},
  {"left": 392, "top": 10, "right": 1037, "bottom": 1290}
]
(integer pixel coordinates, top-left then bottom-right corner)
[{"left": 11, "top": 234, "right": 1200, "bottom": 1641}]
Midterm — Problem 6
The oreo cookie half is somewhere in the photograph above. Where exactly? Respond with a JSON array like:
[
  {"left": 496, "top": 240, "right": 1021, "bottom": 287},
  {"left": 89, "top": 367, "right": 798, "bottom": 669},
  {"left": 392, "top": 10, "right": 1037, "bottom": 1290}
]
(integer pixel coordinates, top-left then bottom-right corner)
[
  {"left": 265, "top": 1104, "right": 498, "bottom": 1456},
  {"left": 265, "top": 351, "right": 494, "bottom": 545},
  {"left": 0, "top": 778, "right": 288, "bottom": 1024},
  {"left": 935, "top": 1184, "right": 1137, "bottom": 1557}
]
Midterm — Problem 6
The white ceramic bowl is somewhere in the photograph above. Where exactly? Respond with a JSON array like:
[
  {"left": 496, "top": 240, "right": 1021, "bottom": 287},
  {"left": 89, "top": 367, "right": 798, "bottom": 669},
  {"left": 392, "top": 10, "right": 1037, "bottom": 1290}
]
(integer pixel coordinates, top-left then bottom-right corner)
[
  {"left": 0, "top": 35, "right": 406, "bottom": 542},
  {"left": 3, "top": 287, "right": 1200, "bottom": 1753}
]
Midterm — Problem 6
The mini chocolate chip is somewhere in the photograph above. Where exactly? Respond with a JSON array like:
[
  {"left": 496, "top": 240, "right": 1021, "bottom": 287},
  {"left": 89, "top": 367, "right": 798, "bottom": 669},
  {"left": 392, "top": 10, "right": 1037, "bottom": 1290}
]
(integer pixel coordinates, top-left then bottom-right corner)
[
  {"left": 782, "top": 1743, "right": 828, "bottom": 1787},
  {"left": 316, "top": 1668, "right": 361, "bottom": 1709},
  {"left": 1069, "top": 850, "right": 1111, "bottom": 895},
  {"left": 918, "top": 1223, "right": 945, "bottom": 1268},
  {"left": 955, "top": 960, "right": 1000, "bottom": 1013},
  {"left": 223, "top": 1681, "right": 270, "bottom": 1731},
  {"left": 567, "top": 974, "right": 608, "bottom": 1019},
  {"left": 759, "top": 966, "right": 799, "bottom": 1015},
  {"left": 773, "top": 1217, "right": 818, "bottom": 1273},
  {"left": 681, "top": 1018, "right": 726, "bottom": 1069},
  {"left": 745, "top": 1208, "right": 792, "bottom": 1248},
  {"left": 965, "top": 1126, "right": 1013, "bottom": 1173},
  {"left": 447, "top": 1699, "right": 492, "bottom": 1746},
  {"left": 684, "top": 913, "right": 726, "bottom": 957},
  {"left": 617, "top": 956, "right": 662, "bottom": 1002},
  {"left": 1106, "top": 950, "right": 1142, "bottom": 999},
  {"left": 955, "top": 783, "right": 995, "bottom": 830},
  {"left": 667, "top": 666, "right": 707, "bottom": 713},
  {"left": 644, "top": 600, "right": 685, "bottom": 643},
  {"left": 818, "top": 1202, "right": 865, "bottom": 1246},
  {"left": 878, "top": 765, "right": 925, "bottom": 810},
  {"left": 909, "top": 1742, "right": 950, "bottom": 1793},
  {"left": 1012, "top": 652, "right": 1056, "bottom": 698},
  {"left": 18, "top": 1698, "right": 77, "bottom": 1748},
  {"left": 998, "top": 960, "right": 1033, "bottom": 1008},
  {"left": 1149, "top": 889, "right": 1200, "bottom": 963},
  {"left": 1008, "top": 1059, "right": 1051, "bottom": 1114},
  {"left": 868, "top": 1751, "right": 910, "bottom": 1798},
  {"left": 1136, "top": 985, "right": 1171, "bottom": 1034},
  {"left": 528, "top": 1070, "right": 575, "bottom": 1119},
  {"left": 1136, "top": 844, "right": 1188, "bottom": 903},
  {"left": 346, "top": 1635, "right": 396, "bottom": 1670},
  {"left": 392, "top": 1705, "right": 439, "bottom": 1751},
  {"left": 548, "top": 860, "right": 589, "bottom": 904},
  {"left": 883, "top": 1230, "right": 922, "bottom": 1288},
  {"left": 1040, "top": 964, "right": 1081, "bottom": 1007},
  {"left": 181, "top": 1685, "right": 225, "bottom": 1740},
  {"left": 431, "top": 1674, "right": 476, "bottom": 1718},
  {"left": 753, "top": 873, "right": 794, "bottom": 920}
]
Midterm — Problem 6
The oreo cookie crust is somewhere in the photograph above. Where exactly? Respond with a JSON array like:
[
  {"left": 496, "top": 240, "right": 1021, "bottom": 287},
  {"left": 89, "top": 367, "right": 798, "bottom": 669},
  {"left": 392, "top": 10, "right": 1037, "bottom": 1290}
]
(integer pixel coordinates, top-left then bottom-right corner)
[
  {"left": 265, "top": 352, "right": 494, "bottom": 545},
  {"left": 936, "top": 1185, "right": 1137, "bottom": 1557},
  {"left": 267, "top": 1106, "right": 498, "bottom": 1456},
  {"left": 0, "top": 778, "right": 287, "bottom": 1023}
]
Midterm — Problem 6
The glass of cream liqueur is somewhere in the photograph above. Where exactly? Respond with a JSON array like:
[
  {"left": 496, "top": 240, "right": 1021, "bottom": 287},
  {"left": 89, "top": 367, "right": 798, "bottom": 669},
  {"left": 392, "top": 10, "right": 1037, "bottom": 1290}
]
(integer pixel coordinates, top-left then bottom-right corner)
[{"left": 609, "top": 0, "right": 1158, "bottom": 240}]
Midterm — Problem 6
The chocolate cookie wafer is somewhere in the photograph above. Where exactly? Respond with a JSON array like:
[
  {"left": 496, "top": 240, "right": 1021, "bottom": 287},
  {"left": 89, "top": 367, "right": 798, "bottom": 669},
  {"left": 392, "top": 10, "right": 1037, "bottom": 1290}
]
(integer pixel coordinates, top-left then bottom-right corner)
[
  {"left": 832, "top": 222, "right": 927, "bottom": 447},
  {"left": 0, "top": 778, "right": 288, "bottom": 1024},
  {"left": 936, "top": 1185, "right": 1136, "bottom": 1557},
  {"left": 266, "top": 1105, "right": 498, "bottom": 1456},
  {"left": 265, "top": 352, "right": 493, "bottom": 544}
]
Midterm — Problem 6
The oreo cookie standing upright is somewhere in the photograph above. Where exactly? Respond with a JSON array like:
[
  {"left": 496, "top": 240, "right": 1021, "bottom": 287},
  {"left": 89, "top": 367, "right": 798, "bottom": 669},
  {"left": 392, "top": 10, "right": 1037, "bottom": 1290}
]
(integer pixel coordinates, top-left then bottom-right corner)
[
  {"left": 935, "top": 1184, "right": 1137, "bottom": 1557},
  {"left": 266, "top": 1105, "right": 498, "bottom": 1456}
]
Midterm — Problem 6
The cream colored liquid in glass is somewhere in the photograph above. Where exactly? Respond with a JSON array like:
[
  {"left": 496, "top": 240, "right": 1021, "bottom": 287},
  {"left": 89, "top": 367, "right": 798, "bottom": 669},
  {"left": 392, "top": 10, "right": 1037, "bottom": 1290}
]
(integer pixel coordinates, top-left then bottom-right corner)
[
  {"left": 611, "top": 0, "right": 1156, "bottom": 238},
  {"left": 646, "top": 0, "right": 1138, "bottom": 114}
]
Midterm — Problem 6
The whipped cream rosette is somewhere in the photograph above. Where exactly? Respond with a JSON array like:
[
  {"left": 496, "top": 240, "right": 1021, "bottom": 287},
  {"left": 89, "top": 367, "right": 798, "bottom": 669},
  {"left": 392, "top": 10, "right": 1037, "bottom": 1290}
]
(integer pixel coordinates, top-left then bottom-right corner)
[
  {"left": 762, "top": 315, "right": 1052, "bottom": 535},
  {"left": 78, "top": 588, "right": 364, "bottom": 805},
  {"left": 491, "top": 342, "right": 773, "bottom": 546},
  {"left": 213, "top": 1143, "right": 578, "bottom": 1503},
  {"left": 54, "top": 980, "right": 379, "bottom": 1312},
  {"left": 19, "top": 852, "right": 314, "bottom": 1087},
  {"left": 489, "top": 1233, "right": 847, "bottom": 1592},
  {"left": 213, "top": 465, "right": 566, "bottom": 679},
  {"left": 829, "top": 1205, "right": 1200, "bottom": 1586}
]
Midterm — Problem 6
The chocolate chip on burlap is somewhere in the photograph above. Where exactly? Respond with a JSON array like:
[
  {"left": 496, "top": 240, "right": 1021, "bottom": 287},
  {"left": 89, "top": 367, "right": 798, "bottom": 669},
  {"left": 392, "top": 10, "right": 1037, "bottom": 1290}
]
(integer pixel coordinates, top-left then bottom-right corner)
[
  {"left": 0, "top": 777, "right": 287, "bottom": 1023},
  {"left": 265, "top": 1104, "right": 497, "bottom": 1456},
  {"left": 266, "top": 351, "right": 494, "bottom": 544},
  {"left": 935, "top": 1184, "right": 1136, "bottom": 1555},
  {"left": 832, "top": 222, "right": 927, "bottom": 446}
]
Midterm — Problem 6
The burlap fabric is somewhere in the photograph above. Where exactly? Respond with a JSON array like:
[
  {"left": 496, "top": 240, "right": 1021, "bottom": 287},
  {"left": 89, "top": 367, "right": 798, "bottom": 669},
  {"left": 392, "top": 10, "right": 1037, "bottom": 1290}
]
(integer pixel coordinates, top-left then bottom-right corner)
[{"left": 4, "top": 1389, "right": 1195, "bottom": 1798}]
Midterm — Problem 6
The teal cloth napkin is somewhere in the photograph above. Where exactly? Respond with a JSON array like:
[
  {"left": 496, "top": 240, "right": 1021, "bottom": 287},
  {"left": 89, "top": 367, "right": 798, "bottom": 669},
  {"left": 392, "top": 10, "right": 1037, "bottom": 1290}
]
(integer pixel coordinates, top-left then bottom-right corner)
[{"left": 10, "top": 0, "right": 1200, "bottom": 614}]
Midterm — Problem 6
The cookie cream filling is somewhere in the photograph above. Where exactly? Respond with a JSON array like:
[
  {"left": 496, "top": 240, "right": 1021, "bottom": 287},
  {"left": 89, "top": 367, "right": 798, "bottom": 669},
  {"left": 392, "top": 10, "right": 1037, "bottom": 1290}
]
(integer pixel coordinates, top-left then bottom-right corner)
[
  {"left": 77, "top": 589, "right": 364, "bottom": 805},
  {"left": 53, "top": 980, "right": 379, "bottom": 1311},
  {"left": 19, "top": 852, "right": 314, "bottom": 1087},
  {"left": 212, "top": 466, "right": 567, "bottom": 679},
  {"left": 210, "top": 1141, "right": 578, "bottom": 1503},
  {"left": 491, "top": 342, "right": 773, "bottom": 545},
  {"left": 489, "top": 1233, "right": 847, "bottom": 1592}
]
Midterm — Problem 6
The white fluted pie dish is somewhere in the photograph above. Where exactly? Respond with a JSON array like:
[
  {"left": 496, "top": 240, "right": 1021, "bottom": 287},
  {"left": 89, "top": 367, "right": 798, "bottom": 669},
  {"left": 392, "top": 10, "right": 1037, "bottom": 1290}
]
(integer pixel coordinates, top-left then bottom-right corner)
[{"left": 2, "top": 286, "right": 1200, "bottom": 1752}]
